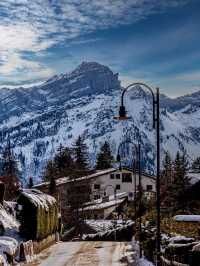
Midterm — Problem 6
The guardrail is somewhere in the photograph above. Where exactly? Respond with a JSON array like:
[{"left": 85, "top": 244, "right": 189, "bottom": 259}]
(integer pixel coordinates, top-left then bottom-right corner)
[
  {"left": 19, "top": 240, "right": 35, "bottom": 263},
  {"left": 161, "top": 255, "right": 189, "bottom": 266}
]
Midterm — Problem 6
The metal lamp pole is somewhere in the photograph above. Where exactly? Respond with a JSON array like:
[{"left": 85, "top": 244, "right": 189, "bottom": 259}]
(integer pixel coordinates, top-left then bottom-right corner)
[
  {"left": 114, "top": 83, "right": 160, "bottom": 266},
  {"left": 117, "top": 140, "right": 142, "bottom": 258}
]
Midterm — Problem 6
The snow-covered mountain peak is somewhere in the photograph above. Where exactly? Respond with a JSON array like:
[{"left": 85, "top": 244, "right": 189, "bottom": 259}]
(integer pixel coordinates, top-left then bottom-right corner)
[
  {"left": 71, "top": 61, "right": 114, "bottom": 76},
  {"left": 125, "top": 85, "right": 151, "bottom": 100},
  {"left": 0, "top": 62, "right": 200, "bottom": 183}
]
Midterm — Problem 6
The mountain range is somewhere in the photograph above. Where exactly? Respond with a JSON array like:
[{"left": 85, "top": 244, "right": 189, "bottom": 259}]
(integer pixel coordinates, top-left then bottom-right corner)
[{"left": 0, "top": 62, "right": 199, "bottom": 183}]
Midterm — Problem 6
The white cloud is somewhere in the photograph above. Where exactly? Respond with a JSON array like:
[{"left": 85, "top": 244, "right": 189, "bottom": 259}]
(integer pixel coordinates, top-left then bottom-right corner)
[
  {"left": 0, "top": 0, "right": 189, "bottom": 84},
  {"left": 0, "top": 53, "right": 54, "bottom": 84},
  {"left": 175, "top": 70, "right": 200, "bottom": 82}
]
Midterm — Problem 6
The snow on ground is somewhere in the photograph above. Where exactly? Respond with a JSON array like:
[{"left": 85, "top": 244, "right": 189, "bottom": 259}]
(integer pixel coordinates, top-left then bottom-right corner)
[
  {"left": 174, "top": 215, "right": 200, "bottom": 222},
  {"left": 0, "top": 204, "right": 19, "bottom": 233},
  {"left": 83, "top": 220, "right": 133, "bottom": 237},
  {"left": 129, "top": 238, "right": 155, "bottom": 266},
  {"left": 0, "top": 236, "right": 18, "bottom": 266},
  {"left": 26, "top": 241, "right": 129, "bottom": 266},
  {"left": 138, "top": 257, "right": 154, "bottom": 266}
]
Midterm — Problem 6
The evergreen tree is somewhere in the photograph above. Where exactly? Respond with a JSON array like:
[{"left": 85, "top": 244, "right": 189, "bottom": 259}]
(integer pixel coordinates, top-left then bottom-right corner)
[
  {"left": 49, "top": 177, "right": 56, "bottom": 195},
  {"left": 28, "top": 177, "right": 34, "bottom": 188},
  {"left": 73, "top": 136, "right": 90, "bottom": 176},
  {"left": 43, "top": 145, "right": 75, "bottom": 181},
  {"left": 192, "top": 157, "right": 200, "bottom": 172},
  {"left": 166, "top": 151, "right": 190, "bottom": 212},
  {"left": 161, "top": 151, "right": 173, "bottom": 185},
  {"left": 43, "top": 160, "right": 56, "bottom": 181},
  {"left": 0, "top": 140, "right": 20, "bottom": 200},
  {"left": 96, "top": 141, "right": 113, "bottom": 170},
  {"left": 161, "top": 152, "right": 173, "bottom": 206},
  {"left": 54, "top": 146, "right": 74, "bottom": 176}
]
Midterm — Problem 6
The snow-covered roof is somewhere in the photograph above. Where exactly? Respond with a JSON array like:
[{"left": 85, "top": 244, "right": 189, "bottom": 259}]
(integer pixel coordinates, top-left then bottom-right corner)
[
  {"left": 174, "top": 215, "right": 200, "bottom": 222},
  {"left": 34, "top": 168, "right": 117, "bottom": 188},
  {"left": 84, "top": 192, "right": 128, "bottom": 207},
  {"left": 81, "top": 197, "right": 125, "bottom": 211},
  {"left": 18, "top": 189, "right": 57, "bottom": 211},
  {"left": 34, "top": 168, "right": 156, "bottom": 189},
  {"left": 187, "top": 172, "right": 200, "bottom": 185}
]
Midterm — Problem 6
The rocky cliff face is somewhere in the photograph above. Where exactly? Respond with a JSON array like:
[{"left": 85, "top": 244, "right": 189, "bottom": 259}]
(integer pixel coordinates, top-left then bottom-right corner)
[{"left": 0, "top": 62, "right": 199, "bottom": 183}]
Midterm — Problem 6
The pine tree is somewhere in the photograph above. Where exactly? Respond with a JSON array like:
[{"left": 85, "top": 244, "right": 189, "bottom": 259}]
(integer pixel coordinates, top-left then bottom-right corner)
[
  {"left": 167, "top": 151, "right": 190, "bottom": 212},
  {"left": 96, "top": 141, "right": 113, "bottom": 170},
  {"left": 43, "top": 160, "right": 56, "bottom": 181},
  {"left": 192, "top": 157, "right": 200, "bottom": 172},
  {"left": 0, "top": 140, "right": 20, "bottom": 200},
  {"left": 54, "top": 146, "right": 74, "bottom": 176},
  {"left": 161, "top": 152, "right": 173, "bottom": 207},
  {"left": 49, "top": 177, "right": 56, "bottom": 195},
  {"left": 73, "top": 136, "right": 90, "bottom": 176},
  {"left": 28, "top": 177, "right": 34, "bottom": 188},
  {"left": 161, "top": 151, "right": 173, "bottom": 186}
]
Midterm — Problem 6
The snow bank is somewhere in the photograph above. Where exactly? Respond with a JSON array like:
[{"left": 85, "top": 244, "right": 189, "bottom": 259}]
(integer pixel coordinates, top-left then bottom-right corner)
[
  {"left": 174, "top": 215, "right": 200, "bottom": 222},
  {"left": 0, "top": 204, "right": 19, "bottom": 231},
  {"left": 0, "top": 236, "right": 18, "bottom": 256},
  {"left": 0, "top": 236, "right": 18, "bottom": 266},
  {"left": 139, "top": 257, "right": 154, "bottom": 266},
  {"left": 169, "top": 235, "right": 194, "bottom": 244}
]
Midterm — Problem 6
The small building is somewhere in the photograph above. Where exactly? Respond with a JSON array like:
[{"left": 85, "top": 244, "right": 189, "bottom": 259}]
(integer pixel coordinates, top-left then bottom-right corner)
[
  {"left": 17, "top": 189, "right": 58, "bottom": 240},
  {"left": 34, "top": 168, "right": 155, "bottom": 224},
  {"left": 34, "top": 168, "right": 156, "bottom": 200}
]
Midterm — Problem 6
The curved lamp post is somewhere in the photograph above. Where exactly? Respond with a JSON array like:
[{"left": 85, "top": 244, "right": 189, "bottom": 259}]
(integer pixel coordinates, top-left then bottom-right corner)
[
  {"left": 117, "top": 139, "right": 142, "bottom": 258},
  {"left": 114, "top": 82, "right": 160, "bottom": 266}
]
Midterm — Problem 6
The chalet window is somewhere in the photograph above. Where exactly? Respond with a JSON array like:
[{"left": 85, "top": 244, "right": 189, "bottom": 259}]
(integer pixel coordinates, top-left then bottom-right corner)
[
  {"left": 146, "top": 185, "right": 152, "bottom": 191},
  {"left": 122, "top": 173, "right": 132, "bottom": 183},
  {"left": 94, "top": 184, "right": 100, "bottom": 190},
  {"left": 116, "top": 174, "right": 120, "bottom": 179},
  {"left": 116, "top": 184, "right": 121, "bottom": 190},
  {"left": 110, "top": 174, "right": 115, "bottom": 179}
]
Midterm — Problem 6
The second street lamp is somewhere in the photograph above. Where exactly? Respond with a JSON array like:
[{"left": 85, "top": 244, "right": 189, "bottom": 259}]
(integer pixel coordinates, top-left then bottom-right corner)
[
  {"left": 114, "top": 82, "right": 161, "bottom": 266},
  {"left": 117, "top": 139, "right": 142, "bottom": 258}
]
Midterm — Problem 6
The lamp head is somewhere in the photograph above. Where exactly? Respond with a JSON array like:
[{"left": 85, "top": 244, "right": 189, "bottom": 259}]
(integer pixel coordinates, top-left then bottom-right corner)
[{"left": 114, "top": 105, "right": 131, "bottom": 120}]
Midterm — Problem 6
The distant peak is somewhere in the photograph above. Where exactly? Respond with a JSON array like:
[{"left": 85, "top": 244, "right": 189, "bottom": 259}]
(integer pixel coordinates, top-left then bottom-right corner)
[
  {"left": 71, "top": 61, "right": 113, "bottom": 75},
  {"left": 128, "top": 85, "right": 150, "bottom": 99}
]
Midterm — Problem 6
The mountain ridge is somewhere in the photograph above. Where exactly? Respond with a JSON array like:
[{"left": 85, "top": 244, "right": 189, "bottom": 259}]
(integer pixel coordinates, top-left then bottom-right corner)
[{"left": 0, "top": 62, "right": 199, "bottom": 183}]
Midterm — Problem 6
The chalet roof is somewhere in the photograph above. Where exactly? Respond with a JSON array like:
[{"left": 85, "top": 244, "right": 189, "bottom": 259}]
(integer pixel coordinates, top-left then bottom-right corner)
[
  {"left": 18, "top": 189, "right": 56, "bottom": 211},
  {"left": 34, "top": 167, "right": 156, "bottom": 189},
  {"left": 81, "top": 198, "right": 125, "bottom": 211},
  {"left": 78, "top": 192, "right": 127, "bottom": 212},
  {"left": 187, "top": 172, "right": 200, "bottom": 185},
  {"left": 34, "top": 168, "right": 117, "bottom": 189}
]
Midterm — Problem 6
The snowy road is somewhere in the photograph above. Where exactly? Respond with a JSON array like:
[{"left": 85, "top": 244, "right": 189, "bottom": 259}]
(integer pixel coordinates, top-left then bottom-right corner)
[{"left": 27, "top": 241, "right": 131, "bottom": 266}]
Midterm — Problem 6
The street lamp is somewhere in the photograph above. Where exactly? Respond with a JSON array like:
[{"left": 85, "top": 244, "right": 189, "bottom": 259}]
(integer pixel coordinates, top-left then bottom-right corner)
[
  {"left": 117, "top": 139, "right": 142, "bottom": 258},
  {"left": 114, "top": 82, "right": 161, "bottom": 266}
]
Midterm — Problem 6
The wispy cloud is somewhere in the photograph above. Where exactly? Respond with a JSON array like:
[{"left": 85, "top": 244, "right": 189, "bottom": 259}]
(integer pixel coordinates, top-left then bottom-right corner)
[
  {"left": 175, "top": 70, "right": 200, "bottom": 82},
  {"left": 0, "top": 0, "right": 188, "bottom": 84}
]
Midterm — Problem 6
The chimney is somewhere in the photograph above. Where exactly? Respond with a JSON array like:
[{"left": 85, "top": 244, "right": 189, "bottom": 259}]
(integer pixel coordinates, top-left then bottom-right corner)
[{"left": 0, "top": 182, "right": 5, "bottom": 205}]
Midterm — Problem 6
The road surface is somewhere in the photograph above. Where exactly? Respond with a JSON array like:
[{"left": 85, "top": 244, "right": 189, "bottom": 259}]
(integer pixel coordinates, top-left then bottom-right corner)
[{"left": 28, "top": 241, "right": 131, "bottom": 266}]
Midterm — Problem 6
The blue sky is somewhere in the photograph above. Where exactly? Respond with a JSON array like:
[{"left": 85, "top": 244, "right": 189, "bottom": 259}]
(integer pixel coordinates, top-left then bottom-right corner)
[{"left": 0, "top": 0, "right": 199, "bottom": 97}]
